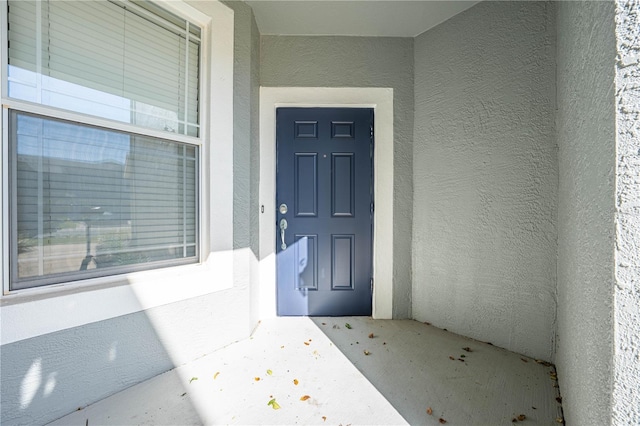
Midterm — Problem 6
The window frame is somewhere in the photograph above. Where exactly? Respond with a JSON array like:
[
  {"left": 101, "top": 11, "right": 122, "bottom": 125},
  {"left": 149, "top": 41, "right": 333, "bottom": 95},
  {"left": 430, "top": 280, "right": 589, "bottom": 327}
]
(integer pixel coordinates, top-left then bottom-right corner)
[{"left": 1, "top": 0, "right": 213, "bottom": 296}]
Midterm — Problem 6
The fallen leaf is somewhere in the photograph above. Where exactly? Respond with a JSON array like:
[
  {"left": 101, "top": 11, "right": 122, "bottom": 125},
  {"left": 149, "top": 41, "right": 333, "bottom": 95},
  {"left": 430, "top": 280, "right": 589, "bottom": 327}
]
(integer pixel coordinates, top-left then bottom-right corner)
[
  {"left": 267, "top": 398, "right": 281, "bottom": 410},
  {"left": 304, "top": 342, "right": 310, "bottom": 346},
  {"left": 189, "top": 377, "right": 198, "bottom": 383},
  {"left": 460, "top": 354, "right": 466, "bottom": 358},
  {"left": 424, "top": 322, "right": 431, "bottom": 325},
  {"left": 293, "top": 379, "right": 299, "bottom": 385},
  {"left": 364, "top": 350, "right": 371, "bottom": 355},
  {"left": 449, "top": 356, "right": 455, "bottom": 360},
  {"left": 322, "top": 416, "right": 327, "bottom": 422},
  {"left": 266, "top": 369, "right": 273, "bottom": 376},
  {"left": 556, "top": 396, "right": 562, "bottom": 403},
  {"left": 254, "top": 377, "right": 261, "bottom": 381},
  {"left": 345, "top": 323, "right": 352, "bottom": 329},
  {"left": 556, "top": 418, "right": 564, "bottom": 424},
  {"left": 322, "top": 322, "right": 326, "bottom": 325},
  {"left": 512, "top": 419, "right": 518, "bottom": 423},
  {"left": 309, "top": 339, "right": 312, "bottom": 342},
  {"left": 426, "top": 407, "right": 433, "bottom": 415},
  {"left": 535, "top": 359, "right": 553, "bottom": 367},
  {"left": 181, "top": 392, "right": 187, "bottom": 397},
  {"left": 517, "top": 414, "right": 526, "bottom": 421},
  {"left": 368, "top": 333, "right": 374, "bottom": 338},
  {"left": 457, "top": 358, "right": 465, "bottom": 362},
  {"left": 462, "top": 347, "right": 472, "bottom": 352},
  {"left": 532, "top": 407, "right": 537, "bottom": 410},
  {"left": 300, "top": 395, "right": 311, "bottom": 401},
  {"left": 439, "top": 418, "right": 447, "bottom": 424},
  {"left": 213, "top": 372, "right": 220, "bottom": 380},
  {"left": 281, "top": 345, "right": 285, "bottom": 349},
  {"left": 383, "top": 342, "right": 387, "bottom": 345}
]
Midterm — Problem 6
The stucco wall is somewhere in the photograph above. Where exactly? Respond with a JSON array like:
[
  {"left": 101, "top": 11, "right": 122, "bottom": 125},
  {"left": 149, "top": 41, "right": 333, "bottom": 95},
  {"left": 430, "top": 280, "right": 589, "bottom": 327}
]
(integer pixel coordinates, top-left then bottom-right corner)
[
  {"left": 260, "top": 36, "right": 415, "bottom": 318},
  {"left": 412, "top": 1, "right": 557, "bottom": 360},
  {"left": 0, "top": 2, "right": 260, "bottom": 424},
  {"left": 555, "top": 2, "right": 616, "bottom": 424},
  {"left": 614, "top": 0, "right": 640, "bottom": 423}
]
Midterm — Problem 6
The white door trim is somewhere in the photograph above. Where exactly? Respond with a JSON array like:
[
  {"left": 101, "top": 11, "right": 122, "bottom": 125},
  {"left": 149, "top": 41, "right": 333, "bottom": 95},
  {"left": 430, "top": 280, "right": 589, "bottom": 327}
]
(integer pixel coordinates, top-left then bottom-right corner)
[{"left": 259, "top": 87, "right": 394, "bottom": 319}]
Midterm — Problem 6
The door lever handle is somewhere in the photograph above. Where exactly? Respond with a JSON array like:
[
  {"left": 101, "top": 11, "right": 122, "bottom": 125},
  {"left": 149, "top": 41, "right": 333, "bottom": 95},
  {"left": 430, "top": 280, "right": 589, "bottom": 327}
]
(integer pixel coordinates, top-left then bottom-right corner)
[{"left": 279, "top": 218, "right": 288, "bottom": 250}]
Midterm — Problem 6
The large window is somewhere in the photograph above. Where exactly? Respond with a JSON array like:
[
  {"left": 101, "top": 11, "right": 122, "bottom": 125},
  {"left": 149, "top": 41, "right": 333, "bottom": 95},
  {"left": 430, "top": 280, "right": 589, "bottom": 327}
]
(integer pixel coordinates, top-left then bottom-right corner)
[{"left": 5, "top": 0, "right": 201, "bottom": 290}]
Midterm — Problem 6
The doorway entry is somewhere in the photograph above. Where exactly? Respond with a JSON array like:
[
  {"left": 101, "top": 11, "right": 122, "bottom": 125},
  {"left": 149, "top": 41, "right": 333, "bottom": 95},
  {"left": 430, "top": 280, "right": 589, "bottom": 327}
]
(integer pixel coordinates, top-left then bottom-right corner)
[{"left": 276, "top": 108, "right": 374, "bottom": 316}]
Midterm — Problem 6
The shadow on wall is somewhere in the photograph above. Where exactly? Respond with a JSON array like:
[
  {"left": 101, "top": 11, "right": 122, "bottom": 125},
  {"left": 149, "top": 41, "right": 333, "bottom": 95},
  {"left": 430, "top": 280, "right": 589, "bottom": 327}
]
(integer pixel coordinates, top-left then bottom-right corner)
[{"left": 0, "top": 304, "right": 200, "bottom": 425}]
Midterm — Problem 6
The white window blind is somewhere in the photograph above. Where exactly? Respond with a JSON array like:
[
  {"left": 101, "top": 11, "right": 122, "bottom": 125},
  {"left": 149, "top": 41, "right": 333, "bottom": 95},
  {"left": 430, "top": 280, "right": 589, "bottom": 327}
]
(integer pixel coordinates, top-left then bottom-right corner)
[
  {"left": 6, "top": 0, "right": 202, "bottom": 290},
  {"left": 11, "top": 111, "right": 198, "bottom": 290},
  {"left": 7, "top": 0, "right": 200, "bottom": 136}
]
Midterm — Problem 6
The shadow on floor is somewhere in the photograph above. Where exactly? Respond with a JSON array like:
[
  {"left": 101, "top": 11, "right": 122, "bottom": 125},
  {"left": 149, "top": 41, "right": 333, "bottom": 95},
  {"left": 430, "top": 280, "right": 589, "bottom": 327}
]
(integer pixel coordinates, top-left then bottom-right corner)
[{"left": 310, "top": 316, "right": 563, "bottom": 425}]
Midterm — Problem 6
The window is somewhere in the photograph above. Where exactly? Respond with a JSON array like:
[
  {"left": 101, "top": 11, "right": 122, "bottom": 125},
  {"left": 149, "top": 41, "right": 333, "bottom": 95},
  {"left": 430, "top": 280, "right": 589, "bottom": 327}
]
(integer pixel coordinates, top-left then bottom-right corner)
[{"left": 4, "top": 0, "right": 201, "bottom": 290}]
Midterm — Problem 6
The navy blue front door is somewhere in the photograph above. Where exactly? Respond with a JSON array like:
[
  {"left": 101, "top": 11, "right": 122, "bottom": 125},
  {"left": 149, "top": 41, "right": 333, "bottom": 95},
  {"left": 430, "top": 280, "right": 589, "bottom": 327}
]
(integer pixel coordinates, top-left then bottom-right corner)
[{"left": 276, "top": 108, "right": 373, "bottom": 316}]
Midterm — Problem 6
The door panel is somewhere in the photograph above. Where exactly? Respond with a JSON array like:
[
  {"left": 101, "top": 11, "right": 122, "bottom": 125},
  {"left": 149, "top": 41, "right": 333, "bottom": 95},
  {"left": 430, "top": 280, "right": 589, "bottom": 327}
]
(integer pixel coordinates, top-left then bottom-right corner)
[{"left": 276, "top": 108, "right": 373, "bottom": 316}]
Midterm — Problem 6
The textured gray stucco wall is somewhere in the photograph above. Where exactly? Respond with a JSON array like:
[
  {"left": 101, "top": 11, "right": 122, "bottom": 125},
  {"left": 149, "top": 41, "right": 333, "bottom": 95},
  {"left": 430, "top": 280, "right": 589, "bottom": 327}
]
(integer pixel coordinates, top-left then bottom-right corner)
[
  {"left": 412, "top": 1, "right": 557, "bottom": 360},
  {"left": 614, "top": 0, "right": 640, "bottom": 423},
  {"left": 222, "top": 0, "right": 262, "bottom": 330},
  {"left": 0, "top": 3, "right": 260, "bottom": 424},
  {"left": 260, "top": 36, "right": 415, "bottom": 318},
  {"left": 556, "top": 2, "right": 616, "bottom": 424}
]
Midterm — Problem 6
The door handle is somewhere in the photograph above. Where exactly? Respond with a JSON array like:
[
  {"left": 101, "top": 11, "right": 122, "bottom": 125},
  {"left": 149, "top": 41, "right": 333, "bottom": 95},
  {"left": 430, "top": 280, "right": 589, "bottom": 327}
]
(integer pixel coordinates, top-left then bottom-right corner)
[{"left": 279, "top": 218, "right": 288, "bottom": 250}]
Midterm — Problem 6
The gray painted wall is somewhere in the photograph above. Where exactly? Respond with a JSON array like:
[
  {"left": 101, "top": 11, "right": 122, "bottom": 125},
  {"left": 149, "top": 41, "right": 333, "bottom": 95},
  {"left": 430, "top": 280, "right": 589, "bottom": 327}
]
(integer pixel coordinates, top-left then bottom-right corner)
[
  {"left": 260, "top": 36, "right": 415, "bottom": 318},
  {"left": 555, "top": 2, "right": 616, "bottom": 424},
  {"left": 0, "top": 3, "right": 261, "bottom": 425},
  {"left": 613, "top": 0, "right": 640, "bottom": 423},
  {"left": 222, "top": 0, "right": 262, "bottom": 331},
  {"left": 412, "top": 1, "right": 557, "bottom": 361}
]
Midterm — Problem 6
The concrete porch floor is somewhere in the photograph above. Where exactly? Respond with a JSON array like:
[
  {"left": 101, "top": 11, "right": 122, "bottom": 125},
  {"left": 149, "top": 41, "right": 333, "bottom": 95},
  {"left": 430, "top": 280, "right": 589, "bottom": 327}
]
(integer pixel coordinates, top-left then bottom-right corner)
[{"left": 49, "top": 317, "right": 563, "bottom": 425}]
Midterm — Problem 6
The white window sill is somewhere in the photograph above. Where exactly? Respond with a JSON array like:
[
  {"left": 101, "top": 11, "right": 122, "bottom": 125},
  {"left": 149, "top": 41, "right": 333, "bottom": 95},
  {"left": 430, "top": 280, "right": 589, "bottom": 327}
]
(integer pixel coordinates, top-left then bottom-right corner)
[{"left": 0, "top": 250, "right": 235, "bottom": 345}]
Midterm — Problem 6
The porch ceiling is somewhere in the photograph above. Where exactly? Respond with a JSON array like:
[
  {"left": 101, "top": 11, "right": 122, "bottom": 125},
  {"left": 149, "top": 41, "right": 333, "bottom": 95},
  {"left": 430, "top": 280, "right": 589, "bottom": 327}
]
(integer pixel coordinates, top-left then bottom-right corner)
[{"left": 244, "top": 0, "right": 480, "bottom": 37}]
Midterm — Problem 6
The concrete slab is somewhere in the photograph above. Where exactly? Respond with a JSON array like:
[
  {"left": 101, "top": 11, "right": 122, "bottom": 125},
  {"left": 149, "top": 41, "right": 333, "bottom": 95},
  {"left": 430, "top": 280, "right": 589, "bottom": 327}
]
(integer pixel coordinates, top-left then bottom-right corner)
[
  {"left": 49, "top": 317, "right": 562, "bottom": 425},
  {"left": 310, "top": 317, "right": 563, "bottom": 425},
  {"left": 49, "top": 317, "right": 407, "bottom": 425}
]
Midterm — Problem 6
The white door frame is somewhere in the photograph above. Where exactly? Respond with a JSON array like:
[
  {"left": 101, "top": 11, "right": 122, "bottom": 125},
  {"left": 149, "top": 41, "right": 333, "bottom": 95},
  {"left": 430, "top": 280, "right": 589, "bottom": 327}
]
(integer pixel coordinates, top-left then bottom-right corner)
[{"left": 259, "top": 87, "right": 394, "bottom": 319}]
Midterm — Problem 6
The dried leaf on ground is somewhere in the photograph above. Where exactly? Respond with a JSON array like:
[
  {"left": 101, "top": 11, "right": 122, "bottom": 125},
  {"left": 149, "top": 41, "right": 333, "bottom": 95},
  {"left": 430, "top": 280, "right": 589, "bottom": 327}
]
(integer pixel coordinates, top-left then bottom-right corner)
[
  {"left": 345, "top": 323, "right": 352, "bottom": 329},
  {"left": 322, "top": 416, "right": 327, "bottom": 422},
  {"left": 304, "top": 342, "right": 310, "bottom": 346},
  {"left": 439, "top": 418, "right": 447, "bottom": 424},
  {"left": 426, "top": 407, "right": 433, "bottom": 415},
  {"left": 322, "top": 323, "right": 326, "bottom": 325},
  {"left": 457, "top": 358, "right": 465, "bottom": 362},
  {"left": 520, "top": 358, "right": 528, "bottom": 363},
  {"left": 189, "top": 377, "right": 198, "bottom": 383},
  {"left": 300, "top": 395, "right": 311, "bottom": 401},
  {"left": 213, "top": 372, "right": 220, "bottom": 380},
  {"left": 266, "top": 369, "right": 273, "bottom": 376},
  {"left": 556, "top": 396, "right": 562, "bottom": 403},
  {"left": 462, "top": 347, "right": 472, "bottom": 352},
  {"left": 181, "top": 392, "right": 187, "bottom": 397},
  {"left": 517, "top": 414, "right": 526, "bottom": 421},
  {"left": 368, "top": 333, "right": 375, "bottom": 338},
  {"left": 460, "top": 354, "right": 466, "bottom": 358},
  {"left": 535, "top": 359, "right": 553, "bottom": 367},
  {"left": 267, "top": 398, "right": 281, "bottom": 410},
  {"left": 254, "top": 377, "right": 261, "bottom": 381},
  {"left": 293, "top": 379, "right": 299, "bottom": 385},
  {"left": 424, "top": 322, "right": 431, "bottom": 325},
  {"left": 364, "top": 350, "right": 371, "bottom": 355},
  {"left": 556, "top": 418, "right": 564, "bottom": 424},
  {"left": 449, "top": 356, "right": 455, "bottom": 360},
  {"left": 281, "top": 346, "right": 285, "bottom": 349}
]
